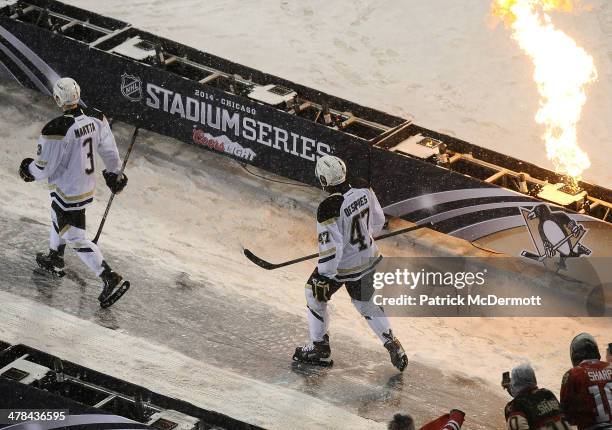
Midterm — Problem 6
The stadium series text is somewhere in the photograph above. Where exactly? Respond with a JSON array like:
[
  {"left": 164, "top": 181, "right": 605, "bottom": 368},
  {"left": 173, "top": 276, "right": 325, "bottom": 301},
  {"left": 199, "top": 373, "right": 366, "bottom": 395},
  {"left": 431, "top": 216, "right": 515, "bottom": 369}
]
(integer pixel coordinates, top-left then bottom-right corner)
[{"left": 145, "top": 83, "right": 332, "bottom": 161}]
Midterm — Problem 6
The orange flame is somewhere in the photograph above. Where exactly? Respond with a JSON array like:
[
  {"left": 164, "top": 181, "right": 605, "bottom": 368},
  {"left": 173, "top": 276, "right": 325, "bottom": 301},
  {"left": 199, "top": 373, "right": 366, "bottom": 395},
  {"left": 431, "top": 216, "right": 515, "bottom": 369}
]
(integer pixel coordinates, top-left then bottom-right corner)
[{"left": 492, "top": 0, "right": 597, "bottom": 186}]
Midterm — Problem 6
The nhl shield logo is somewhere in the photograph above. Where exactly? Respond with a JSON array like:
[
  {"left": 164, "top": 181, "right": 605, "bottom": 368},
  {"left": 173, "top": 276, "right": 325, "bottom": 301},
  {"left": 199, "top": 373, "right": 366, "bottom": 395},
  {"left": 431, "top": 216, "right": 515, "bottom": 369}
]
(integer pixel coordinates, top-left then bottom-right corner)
[{"left": 121, "top": 73, "right": 142, "bottom": 102}]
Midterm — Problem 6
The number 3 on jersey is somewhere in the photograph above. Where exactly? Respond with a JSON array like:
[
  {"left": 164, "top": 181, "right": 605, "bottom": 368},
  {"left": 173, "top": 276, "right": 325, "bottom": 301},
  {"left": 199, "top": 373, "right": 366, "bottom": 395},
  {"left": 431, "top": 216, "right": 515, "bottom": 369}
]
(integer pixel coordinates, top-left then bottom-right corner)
[
  {"left": 83, "top": 137, "right": 94, "bottom": 174},
  {"left": 350, "top": 208, "right": 370, "bottom": 251}
]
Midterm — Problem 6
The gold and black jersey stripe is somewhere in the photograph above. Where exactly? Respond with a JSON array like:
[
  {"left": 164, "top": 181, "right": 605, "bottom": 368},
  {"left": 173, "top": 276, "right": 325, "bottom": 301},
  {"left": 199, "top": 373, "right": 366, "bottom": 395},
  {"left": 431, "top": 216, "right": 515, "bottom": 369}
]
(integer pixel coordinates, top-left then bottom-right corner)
[
  {"left": 49, "top": 185, "right": 94, "bottom": 209},
  {"left": 318, "top": 247, "right": 337, "bottom": 264},
  {"left": 335, "top": 255, "right": 383, "bottom": 281}
]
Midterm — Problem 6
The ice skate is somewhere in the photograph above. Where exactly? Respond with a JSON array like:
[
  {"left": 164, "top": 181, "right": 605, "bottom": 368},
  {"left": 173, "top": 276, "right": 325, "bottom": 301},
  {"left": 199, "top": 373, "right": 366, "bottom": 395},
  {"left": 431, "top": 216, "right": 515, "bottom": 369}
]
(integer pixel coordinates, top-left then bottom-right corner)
[
  {"left": 383, "top": 330, "right": 408, "bottom": 372},
  {"left": 35, "top": 249, "right": 65, "bottom": 277},
  {"left": 293, "top": 334, "right": 333, "bottom": 367},
  {"left": 98, "top": 262, "right": 130, "bottom": 308}
]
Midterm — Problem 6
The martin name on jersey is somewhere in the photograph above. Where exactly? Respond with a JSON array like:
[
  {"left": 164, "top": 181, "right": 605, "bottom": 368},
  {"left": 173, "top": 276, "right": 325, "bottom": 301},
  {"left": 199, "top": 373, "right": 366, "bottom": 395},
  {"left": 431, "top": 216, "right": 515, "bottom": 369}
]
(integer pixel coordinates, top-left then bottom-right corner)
[
  {"left": 316, "top": 185, "right": 386, "bottom": 282},
  {"left": 28, "top": 106, "right": 121, "bottom": 210}
]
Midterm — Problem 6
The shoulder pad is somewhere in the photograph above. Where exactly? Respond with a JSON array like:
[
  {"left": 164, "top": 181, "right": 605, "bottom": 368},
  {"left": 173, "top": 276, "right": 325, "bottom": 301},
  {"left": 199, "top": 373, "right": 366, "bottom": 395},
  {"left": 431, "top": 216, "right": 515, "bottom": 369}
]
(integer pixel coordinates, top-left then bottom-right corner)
[
  {"left": 41, "top": 115, "right": 74, "bottom": 139},
  {"left": 561, "top": 369, "right": 573, "bottom": 386},
  {"left": 317, "top": 194, "right": 344, "bottom": 223},
  {"left": 538, "top": 387, "right": 552, "bottom": 395},
  {"left": 537, "top": 388, "right": 558, "bottom": 400},
  {"left": 80, "top": 106, "right": 105, "bottom": 121}
]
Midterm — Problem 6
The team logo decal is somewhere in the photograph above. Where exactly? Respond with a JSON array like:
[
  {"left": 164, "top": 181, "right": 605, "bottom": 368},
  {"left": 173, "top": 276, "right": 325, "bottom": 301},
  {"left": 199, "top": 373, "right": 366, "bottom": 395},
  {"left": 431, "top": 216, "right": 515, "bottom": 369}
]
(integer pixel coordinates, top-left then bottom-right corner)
[
  {"left": 520, "top": 204, "right": 591, "bottom": 269},
  {"left": 120, "top": 73, "right": 142, "bottom": 102},
  {"left": 318, "top": 232, "right": 330, "bottom": 245}
]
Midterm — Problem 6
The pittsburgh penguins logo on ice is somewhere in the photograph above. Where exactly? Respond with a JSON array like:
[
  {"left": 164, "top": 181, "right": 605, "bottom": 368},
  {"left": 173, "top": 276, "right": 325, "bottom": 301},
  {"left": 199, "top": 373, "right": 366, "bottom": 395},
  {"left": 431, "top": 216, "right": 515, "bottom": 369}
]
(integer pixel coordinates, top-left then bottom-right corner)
[
  {"left": 520, "top": 204, "right": 591, "bottom": 269},
  {"left": 121, "top": 73, "right": 143, "bottom": 102}
]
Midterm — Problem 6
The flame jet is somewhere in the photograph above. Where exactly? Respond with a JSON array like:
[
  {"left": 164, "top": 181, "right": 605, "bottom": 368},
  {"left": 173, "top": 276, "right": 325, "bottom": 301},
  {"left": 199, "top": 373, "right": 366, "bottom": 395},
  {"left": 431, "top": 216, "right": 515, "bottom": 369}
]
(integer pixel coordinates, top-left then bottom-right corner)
[{"left": 492, "top": 0, "right": 597, "bottom": 187}]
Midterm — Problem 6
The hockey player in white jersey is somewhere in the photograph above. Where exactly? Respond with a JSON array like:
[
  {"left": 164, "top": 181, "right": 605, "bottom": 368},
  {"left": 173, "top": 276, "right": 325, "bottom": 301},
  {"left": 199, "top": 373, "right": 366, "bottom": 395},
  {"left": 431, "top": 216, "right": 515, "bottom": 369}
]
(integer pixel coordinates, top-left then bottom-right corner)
[
  {"left": 18, "top": 77, "right": 129, "bottom": 305},
  {"left": 293, "top": 155, "right": 408, "bottom": 371}
]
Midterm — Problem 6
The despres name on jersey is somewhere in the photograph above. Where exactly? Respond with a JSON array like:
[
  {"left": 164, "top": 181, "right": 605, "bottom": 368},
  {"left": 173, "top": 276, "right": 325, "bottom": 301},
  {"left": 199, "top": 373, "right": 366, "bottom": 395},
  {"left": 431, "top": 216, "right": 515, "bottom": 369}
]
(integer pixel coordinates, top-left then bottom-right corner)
[{"left": 344, "top": 195, "right": 368, "bottom": 217}]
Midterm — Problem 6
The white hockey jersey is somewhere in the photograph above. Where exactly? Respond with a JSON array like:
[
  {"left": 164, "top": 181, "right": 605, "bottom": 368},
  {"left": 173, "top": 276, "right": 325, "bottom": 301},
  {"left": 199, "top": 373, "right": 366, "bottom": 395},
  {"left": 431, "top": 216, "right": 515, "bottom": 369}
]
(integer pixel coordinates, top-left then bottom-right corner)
[
  {"left": 27, "top": 106, "right": 121, "bottom": 211},
  {"left": 317, "top": 185, "right": 386, "bottom": 282}
]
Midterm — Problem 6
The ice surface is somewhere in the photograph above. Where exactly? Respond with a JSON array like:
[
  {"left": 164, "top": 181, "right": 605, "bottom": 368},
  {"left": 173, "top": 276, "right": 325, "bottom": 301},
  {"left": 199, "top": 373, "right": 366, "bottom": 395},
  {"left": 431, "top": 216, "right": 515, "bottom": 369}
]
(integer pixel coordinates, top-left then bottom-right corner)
[
  {"left": 0, "top": 82, "right": 507, "bottom": 428},
  {"left": 1, "top": 81, "right": 610, "bottom": 428},
  {"left": 0, "top": 291, "right": 386, "bottom": 430}
]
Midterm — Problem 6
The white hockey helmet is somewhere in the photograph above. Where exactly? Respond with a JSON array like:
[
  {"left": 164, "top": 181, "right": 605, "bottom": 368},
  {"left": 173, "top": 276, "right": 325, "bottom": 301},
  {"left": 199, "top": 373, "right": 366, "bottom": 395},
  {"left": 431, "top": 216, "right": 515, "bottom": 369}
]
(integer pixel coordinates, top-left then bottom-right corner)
[
  {"left": 53, "top": 77, "right": 80, "bottom": 108},
  {"left": 315, "top": 155, "right": 346, "bottom": 187}
]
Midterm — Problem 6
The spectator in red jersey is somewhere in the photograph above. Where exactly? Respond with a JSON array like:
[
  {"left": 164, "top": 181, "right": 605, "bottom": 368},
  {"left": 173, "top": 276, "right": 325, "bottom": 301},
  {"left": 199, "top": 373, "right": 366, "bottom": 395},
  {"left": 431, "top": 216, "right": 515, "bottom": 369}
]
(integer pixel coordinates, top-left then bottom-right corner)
[
  {"left": 560, "top": 333, "right": 612, "bottom": 430},
  {"left": 387, "top": 410, "right": 465, "bottom": 430},
  {"left": 504, "top": 363, "right": 569, "bottom": 430},
  {"left": 419, "top": 410, "right": 465, "bottom": 430}
]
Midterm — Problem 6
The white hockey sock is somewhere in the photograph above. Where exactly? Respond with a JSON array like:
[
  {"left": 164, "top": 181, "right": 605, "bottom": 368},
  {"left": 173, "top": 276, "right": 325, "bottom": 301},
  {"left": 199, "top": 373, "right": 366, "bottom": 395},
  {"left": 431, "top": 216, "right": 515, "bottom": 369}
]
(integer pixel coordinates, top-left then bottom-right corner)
[
  {"left": 61, "top": 226, "right": 105, "bottom": 276},
  {"left": 49, "top": 208, "right": 66, "bottom": 252},
  {"left": 352, "top": 299, "right": 392, "bottom": 344},
  {"left": 305, "top": 287, "right": 328, "bottom": 342}
]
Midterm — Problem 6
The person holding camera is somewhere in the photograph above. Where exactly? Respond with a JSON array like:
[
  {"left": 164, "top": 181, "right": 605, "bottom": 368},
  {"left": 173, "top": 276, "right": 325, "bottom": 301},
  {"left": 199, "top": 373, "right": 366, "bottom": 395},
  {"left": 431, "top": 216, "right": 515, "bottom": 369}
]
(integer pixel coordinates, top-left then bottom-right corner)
[{"left": 503, "top": 363, "right": 569, "bottom": 430}]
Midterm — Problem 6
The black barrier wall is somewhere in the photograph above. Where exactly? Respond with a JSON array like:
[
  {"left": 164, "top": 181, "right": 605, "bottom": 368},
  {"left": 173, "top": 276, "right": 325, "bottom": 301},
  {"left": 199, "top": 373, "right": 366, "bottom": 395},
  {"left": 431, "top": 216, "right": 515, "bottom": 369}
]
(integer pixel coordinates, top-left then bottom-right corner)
[{"left": 0, "top": 344, "right": 265, "bottom": 430}]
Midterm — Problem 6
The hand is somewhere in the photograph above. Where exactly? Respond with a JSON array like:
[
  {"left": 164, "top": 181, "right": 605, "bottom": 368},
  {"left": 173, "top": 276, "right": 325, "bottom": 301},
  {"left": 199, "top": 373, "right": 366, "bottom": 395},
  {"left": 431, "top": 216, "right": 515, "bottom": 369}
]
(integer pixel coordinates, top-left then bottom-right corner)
[
  {"left": 103, "top": 170, "right": 128, "bottom": 194},
  {"left": 19, "top": 158, "right": 35, "bottom": 182},
  {"left": 312, "top": 274, "right": 333, "bottom": 302}
]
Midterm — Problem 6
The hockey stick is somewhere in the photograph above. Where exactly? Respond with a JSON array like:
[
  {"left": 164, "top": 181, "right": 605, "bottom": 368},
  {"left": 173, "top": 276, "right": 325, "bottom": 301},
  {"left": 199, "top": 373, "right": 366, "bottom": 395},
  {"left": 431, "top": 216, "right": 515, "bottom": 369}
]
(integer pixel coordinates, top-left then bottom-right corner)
[
  {"left": 243, "top": 222, "right": 432, "bottom": 270},
  {"left": 93, "top": 127, "right": 139, "bottom": 244}
]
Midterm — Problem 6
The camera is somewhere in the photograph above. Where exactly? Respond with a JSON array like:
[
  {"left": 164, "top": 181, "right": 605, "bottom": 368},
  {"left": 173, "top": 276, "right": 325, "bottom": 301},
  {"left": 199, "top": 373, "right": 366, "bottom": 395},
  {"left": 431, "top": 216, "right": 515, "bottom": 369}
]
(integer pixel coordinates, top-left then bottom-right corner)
[{"left": 501, "top": 371, "right": 511, "bottom": 390}]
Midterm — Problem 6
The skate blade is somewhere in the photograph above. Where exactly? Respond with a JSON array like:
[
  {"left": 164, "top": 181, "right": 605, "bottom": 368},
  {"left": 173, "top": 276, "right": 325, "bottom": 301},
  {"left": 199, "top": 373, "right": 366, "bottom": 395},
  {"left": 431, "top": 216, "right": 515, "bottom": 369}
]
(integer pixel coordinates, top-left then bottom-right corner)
[
  {"left": 34, "top": 265, "right": 65, "bottom": 278},
  {"left": 292, "top": 356, "right": 334, "bottom": 368},
  {"left": 100, "top": 281, "right": 130, "bottom": 309}
]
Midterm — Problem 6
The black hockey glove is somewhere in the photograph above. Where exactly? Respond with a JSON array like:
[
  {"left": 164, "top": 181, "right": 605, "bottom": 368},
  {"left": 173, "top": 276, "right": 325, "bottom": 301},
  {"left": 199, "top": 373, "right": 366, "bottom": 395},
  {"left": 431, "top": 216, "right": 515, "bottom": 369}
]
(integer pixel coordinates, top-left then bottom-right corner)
[
  {"left": 103, "top": 170, "right": 128, "bottom": 194},
  {"left": 19, "top": 158, "right": 35, "bottom": 182},
  {"left": 312, "top": 274, "right": 333, "bottom": 302}
]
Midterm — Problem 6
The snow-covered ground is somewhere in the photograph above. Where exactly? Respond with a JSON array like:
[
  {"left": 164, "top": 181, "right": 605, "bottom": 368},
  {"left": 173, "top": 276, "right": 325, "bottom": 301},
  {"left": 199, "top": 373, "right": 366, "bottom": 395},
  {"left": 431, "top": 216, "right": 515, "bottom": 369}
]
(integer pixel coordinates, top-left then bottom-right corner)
[
  {"left": 65, "top": 0, "right": 612, "bottom": 188},
  {"left": 0, "top": 291, "right": 386, "bottom": 430},
  {"left": 1, "top": 1, "right": 611, "bottom": 428}
]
